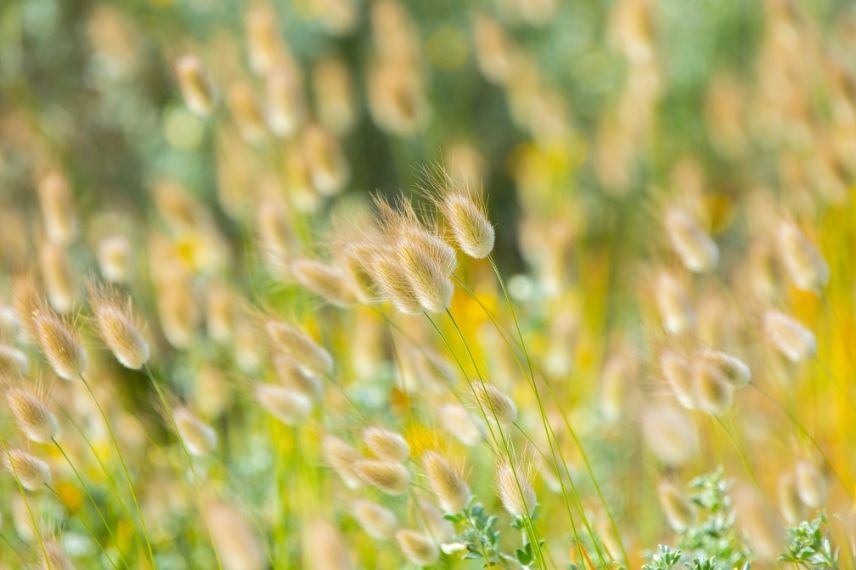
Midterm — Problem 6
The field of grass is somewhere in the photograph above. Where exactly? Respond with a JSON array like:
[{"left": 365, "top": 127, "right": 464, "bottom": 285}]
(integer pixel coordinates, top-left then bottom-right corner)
[{"left": 1, "top": 0, "right": 855, "bottom": 568}]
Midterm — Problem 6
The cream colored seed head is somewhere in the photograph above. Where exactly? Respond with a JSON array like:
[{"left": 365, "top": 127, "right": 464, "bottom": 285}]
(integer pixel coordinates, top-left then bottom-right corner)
[
  {"left": 642, "top": 405, "right": 698, "bottom": 466},
  {"left": 764, "top": 310, "right": 816, "bottom": 362},
  {"left": 5, "top": 449, "right": 51, "bottom": 491},
  {"left": 472, "top": 382, "right": 517, "bottom": 425},
  {"left": 206, "top": 285, "right": 235, "bottom": 344},
  {"left": 496, "top": 460, "right": 536, "bottom": 518},
  {"left": 0, "top": 344, "right": 29, "bottom": 377},
  {"left": 778, "top": 473, "right": 805, "bottom": 525},
  {"left": 660, "top": 350, "right": 697, "bottom": 410},
  {"left": 255, "top": 384, "right": 312, "bottom": 426},
  {"left": 303, "top": 124, "right": 349, "bottom": 197},
  {"left": 97, "top": 235, "right": 132, "bottom": 284},
  {"left": 265, "top": 321, "right": 333, "bottom": 376},
  {"left": 351, "top": 499, "right": 398, "bottom": 539},
  {"left": 442, "top": 192, "right": 494, "bottom": 259},
  {"left": 229, "top": 83, "right": 267, "bottom": 144},
  {"left": 38, "top": 172, "right": 77, "bottom": 245},
  {"left": 795, "top": 460, "right": 828, "bottom": 508},
  {"left": 40, "top": 242, "right": 75, "bottom": 314},
  {"left": 691, "top": 360, "right": 734, "bottom": 415},
  {"left": 322, "top": 435, "right": 363, "bottom": 489},
  {"left": 244, "top": 4, "right": 284, "bottom": 75},
  {"left": 395, "top": 530, "right": 439, "bottom": 566},
  {"left": 42, "top": 540, "right": 75, "bottom": 570},
  {"left": 272, "top": 354, "right": 322, "bottom": 400},
  {"left": 422, "top": 451, "right": 471, "bottom": 513},
  {"left": 665, "top": 208, "right": 719, "bottom": 273},
  {"left": 437, "top": 403, "right": 482, "bottom": 447},
  {"left": 777, "top": 221, "right": 829, "bottom": 292},
  {"left": 655, "top": 271, "right": 695, "bottom": 335},
  {"left": 6, "top": 388, "right": 57, "bottom": 444},
  {"left": 341, "top": 245, "right": 381, "bottom": 304},
  {"left": 204, "top": 499, "right": 265, "bottom": 570},
  {"left": 695, "top": 349, "right": 750, "bottom": 386},
  {"left": 371, "top": 251, "right": 423, "bottom": 314},
  {"left": 175, "top": 55, "right": 216, "bottom": 117},
  {"left": 32, "top": 309, "right": 87, "bottom": 381},
  {"left": 397, "top": 234, "right": 454, "bottom": 313},
  {"left": 657, "top": 481, "right": 694, "bottom": 531},
  {"left": 266, "top": 66, "right": 305, "bottom": 138},
  {"left": 291, "top": 258, "right": 355, "bottom": 307},
  {"left": 367, "top": 62, "right": 428, "bottom": 136},
  {"left": 313, "top": 56, "right": 355, "bottom": 135},
  {"left": 304, "top": 519, "right": 352, "bottom": 570},
  {"left": 173, "top": 407, "right": 217, "bottom": 457},
  {"left": 353, "top": 459, "right": 410, "bottom": 495},
  {"left": 363, "top": 427, "right": 409, "bottom": 462},
  {"left": 92, "top": 296, "right": 150, "bottom": 370}
]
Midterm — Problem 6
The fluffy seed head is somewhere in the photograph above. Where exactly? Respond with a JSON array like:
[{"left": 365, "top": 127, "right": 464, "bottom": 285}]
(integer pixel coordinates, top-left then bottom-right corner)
[
  {"left": 156, "top": 274, "right": 199, "bottom": 349},
  {"left": 40, "top": 242, "right": 75, "bottom": 314},
  {"left": 440, "top": 190, "right": 494, "bottom": 259},
  {"left": 437, "top": 403, "right": 482, "bottom": 446},
  {"left": 472, "top": 382, "right": 517, "bottom": 425},
  {"left": 322, "top": 435, "right": 363, "bottom": 489},
  {"left": 32, "top": 308, "right": 87, "bottom": 381},
  {"left": 642, "top": 405, "right": 698, "bottom": 466},
  {"left": 38, "top": 172, "right": 77, "bottom": 245},
  {"left": 339, "top": 243, "right": 382, "bottom": 303},
  {"left": 5, "top": 449, "right": 51, "bottom": 491},
  {"left": 655, "top": 271, "right": 695, "bottom": 335},
  {"left": 396, "top": 233, "right": 454, "bottom": 312},
  {"left": 764, "top": 310, "right": 816, "bottom": 362},
  {"left": 657, "top": 481, "right": 694, "bottom": 531},
  {"left": 273, "top": 354, "right": 323, "bottom": 400},
  {"left": 778, "top": 473, "right": 805, "bottom": 525},
  {"left": 255, "top": 384, "right": 312, "bottom": 426},
  {"left": 90, "top": 289, "right": 150, "bottom": 369},
  {"left": 660, "top": 350, "right": 697, "bottom": 409},
  {"left": 303, "top": 124, "right": 349, "bottom": 196},
  {"left": 776, "top": 221, "right": 829, "bottom": 292},
  {"left": 795, "top": 460, "right": 828, "bottom": 508},
  {"left": 371, "top": 252, "right": 422, "bottom": 314},
  {"left": 304, "top": 519, "right": 352, "bottom": 570},
  {"left": 496, "top": 460, "right": 536, "bottom": 517},
  {"left": 204, "top": 499, "right": 265, "bottom": 570},
  {"left": 665, "top": 208, "right": 719, "bottom": 273},
  {"left": 422, "top": 451, "right": 471, "bottom": 513},
  {"left": 367, "top": 62, "right": 428, "bottom": 136},
  {"left": 173, "top": 407, "right": 217, "bottom": 457},
  {"left": 6, "top": 387, "right": 57, "bottom": 444},
  {"left": 206, "top": 285, "right": 235, "bottom": 344},
  {"left": 351, "top": 499, "right": 398, "bottom": 539},
  {"left": 353, "top": 459, "right": 410, "bottom": 495},
  {"left": 363, "top": 427, "right": 409, "bottom": 462},
  {"left": 266, "top": 66, "right": 305, "bottom": 137},
  {"left": 691, "top": 359, "right": 734, "bottom": 415},
  {"left": 0, "top": 344, "right": 29, "bottom": 377},
  {"left": 175, "top": 55, "right": 216, "bottom": 116},
  {"left": 291, "top": 258, "right": 355, "bottom": 307},
  {"left": 41, "top": 540, "right": 75, "bottom": 570},
  {"left": 266, "top": 320, "right": 333, "bottom": 376},
  {"left": 395, "top": 530, "right": 439, "bottom": 566},
  {"left": 97, "top": 235, "right": 132, "bottom": 283},
  {"left": 313, "top": 56, "right": 355, "bottom": 135},
  {"left": 229, "top": 83, "right": 267, "bottom": 143},
  {"left": 244, "top": 4, "right": 285, "bottom": 75},
  {"left": 695, "top": 349, "right": 750, "bottom": 387}
]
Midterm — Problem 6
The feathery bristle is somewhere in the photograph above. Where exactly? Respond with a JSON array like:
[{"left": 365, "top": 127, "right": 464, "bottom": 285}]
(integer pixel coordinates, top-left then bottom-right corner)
[
  {"left": 4, "top": 449, "right": 51, "bottom": 491},
  {"left": 32, "top": 308, "right": 87, "bottom": 381},
  {"left": 362, "top": 427, "right": 409, "bottom": 463},
  {"left": 6, "top": 387, "right": 58, "bottom": 444},
  {"left": 322, "top": 434, "right": 363, "bottom": 489},
  {"left": 472, "top": 382, "right": 517, "bottom": 425},
  {"left": 173, "top": 407, "right": 218, "bottom": 457},
  {"left": 440, "top": 189, "right": 494, "bottom": 259},
  {"left": 266, "top": 320, "right": 333, "bottom": 376},
  {"left": 291, "top": 258, "right": 356, "bottom": 307},
  {"left": 90, "top": 287, "right": 150, "bottom": 370},
  {"left": 353, "top": 459, "right": 410, "bottom": 495},
  {"left": 395, "top": 529, "right": 439, "bottom": 566},
  {"left": 421, "top": 450, "right": 471, "bottom": 513},
  {"left": 495, "top": 460, "right": 536, "bottom": 518}
]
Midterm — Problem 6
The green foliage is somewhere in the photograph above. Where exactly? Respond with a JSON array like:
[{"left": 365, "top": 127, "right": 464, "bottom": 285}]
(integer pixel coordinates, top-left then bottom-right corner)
[{"left": 779, "top": 514, "right": 839, "bottom": 569}]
